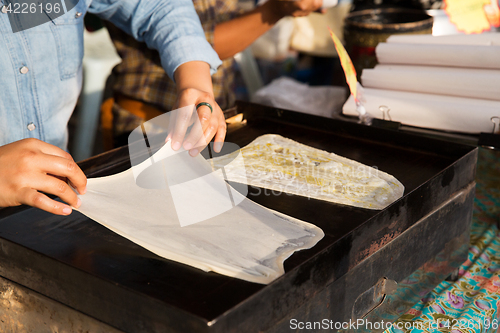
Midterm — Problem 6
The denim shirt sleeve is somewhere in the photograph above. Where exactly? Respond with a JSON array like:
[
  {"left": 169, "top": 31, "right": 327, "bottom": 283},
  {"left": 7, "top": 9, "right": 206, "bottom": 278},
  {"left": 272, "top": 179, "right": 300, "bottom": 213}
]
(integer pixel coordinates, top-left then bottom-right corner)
[{"left": 88, "top": 0, "right": 222, "bottom": 80}]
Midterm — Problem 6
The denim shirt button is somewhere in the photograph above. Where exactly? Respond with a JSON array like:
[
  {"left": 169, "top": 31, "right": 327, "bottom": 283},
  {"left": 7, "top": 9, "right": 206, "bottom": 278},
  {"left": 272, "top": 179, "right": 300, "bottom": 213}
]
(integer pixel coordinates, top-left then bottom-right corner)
[
  {"left": 20, "top": 66, "right": 29, "bottom": 74},
  {"left": 1, "top": 5, "right": 8, "bottom": 14},
  {"left": 75, "top": 12, "right": 82, "bottom": 18},
  {"left": 27, "top": 123, "right": 36, "bottom": 131}
]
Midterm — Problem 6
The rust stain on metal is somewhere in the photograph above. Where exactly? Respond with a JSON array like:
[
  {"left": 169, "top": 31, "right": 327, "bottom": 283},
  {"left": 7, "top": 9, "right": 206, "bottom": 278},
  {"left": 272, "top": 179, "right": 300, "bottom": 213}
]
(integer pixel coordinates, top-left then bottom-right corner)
[
  {"left": 350, "top": 183, "right": 475, "bottom": 270},
  {"left": 351, "top": 230, "right": 402, "bottom": 269}
]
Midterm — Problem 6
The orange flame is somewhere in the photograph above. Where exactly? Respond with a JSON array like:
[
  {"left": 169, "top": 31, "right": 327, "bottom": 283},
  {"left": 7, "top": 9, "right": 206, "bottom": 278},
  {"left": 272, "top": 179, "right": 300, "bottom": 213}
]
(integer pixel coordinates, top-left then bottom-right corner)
[{"left": 328, "top": 27, "right": 358, "bottom": 102}]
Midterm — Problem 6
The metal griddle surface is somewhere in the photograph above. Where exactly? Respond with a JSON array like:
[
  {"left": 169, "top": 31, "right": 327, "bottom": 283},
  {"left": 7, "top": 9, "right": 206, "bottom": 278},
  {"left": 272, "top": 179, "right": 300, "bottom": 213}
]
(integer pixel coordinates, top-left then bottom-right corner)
[{"left": 0, "top": 102, "right": 476, "bottom": 329}]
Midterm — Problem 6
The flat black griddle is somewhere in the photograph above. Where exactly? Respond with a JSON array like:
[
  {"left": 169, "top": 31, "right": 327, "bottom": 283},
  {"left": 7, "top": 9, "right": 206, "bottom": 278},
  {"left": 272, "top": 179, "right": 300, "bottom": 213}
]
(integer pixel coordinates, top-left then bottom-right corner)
[{"left": 0, "top": 101, "right": 477, "bottom": 332}]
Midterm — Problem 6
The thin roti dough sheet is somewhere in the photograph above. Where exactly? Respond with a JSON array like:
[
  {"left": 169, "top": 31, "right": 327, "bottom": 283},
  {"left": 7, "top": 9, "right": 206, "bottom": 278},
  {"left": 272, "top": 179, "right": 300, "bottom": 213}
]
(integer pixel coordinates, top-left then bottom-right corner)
[
  {"left": 211, "top": 134, "right": 404, "bottom": 210},
  {"left": 76, "top": 143, "right": 324, "bottom": 284}
]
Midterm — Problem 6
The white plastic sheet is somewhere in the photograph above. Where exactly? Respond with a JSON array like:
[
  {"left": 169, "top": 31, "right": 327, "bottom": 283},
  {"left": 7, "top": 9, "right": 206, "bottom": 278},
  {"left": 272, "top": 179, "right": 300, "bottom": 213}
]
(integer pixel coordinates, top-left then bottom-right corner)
[{"left": 251, "top": 77, "right": 347, "bottom": 118}]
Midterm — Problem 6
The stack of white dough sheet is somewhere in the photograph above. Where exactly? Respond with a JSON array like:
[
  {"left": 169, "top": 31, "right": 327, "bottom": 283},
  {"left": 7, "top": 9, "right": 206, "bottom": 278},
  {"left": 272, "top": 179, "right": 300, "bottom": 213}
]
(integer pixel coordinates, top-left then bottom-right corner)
[{"left": 343, "top": 33, "right": 500, "bottom": 134}]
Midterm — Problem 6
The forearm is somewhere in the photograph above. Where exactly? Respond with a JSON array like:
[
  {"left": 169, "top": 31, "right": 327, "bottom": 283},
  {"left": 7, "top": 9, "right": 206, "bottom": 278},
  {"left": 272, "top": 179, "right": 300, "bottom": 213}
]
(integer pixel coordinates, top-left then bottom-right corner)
[
  {"left": 213, "top": 1, "right": 283, "bottom": 60},
  {"left": 174, "top": 61, "right": 214, "bottom": 96}
]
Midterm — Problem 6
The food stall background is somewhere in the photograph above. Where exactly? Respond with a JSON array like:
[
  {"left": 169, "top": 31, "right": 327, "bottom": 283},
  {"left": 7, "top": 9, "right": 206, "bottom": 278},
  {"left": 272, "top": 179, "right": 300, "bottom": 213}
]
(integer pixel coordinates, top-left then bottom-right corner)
[{"left": 68, "top": 0, "right": 498, "bottom": 161}]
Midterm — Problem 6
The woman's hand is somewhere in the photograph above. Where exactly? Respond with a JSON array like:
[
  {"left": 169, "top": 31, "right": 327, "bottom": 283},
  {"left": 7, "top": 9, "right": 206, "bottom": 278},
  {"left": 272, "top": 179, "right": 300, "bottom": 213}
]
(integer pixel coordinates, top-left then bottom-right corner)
[
  {"left": 0, "top": 138, "right": 87, "bottom": 215},
  {"left": 169, "top": 61, "right": 226, "bottom": 156}
]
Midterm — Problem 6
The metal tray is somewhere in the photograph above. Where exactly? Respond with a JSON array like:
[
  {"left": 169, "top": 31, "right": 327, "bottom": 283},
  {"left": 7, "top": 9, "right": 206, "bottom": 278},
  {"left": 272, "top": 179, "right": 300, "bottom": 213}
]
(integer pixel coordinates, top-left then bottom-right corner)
[{"left": 0, "top": 101, "right": 477, "bottom": 332}]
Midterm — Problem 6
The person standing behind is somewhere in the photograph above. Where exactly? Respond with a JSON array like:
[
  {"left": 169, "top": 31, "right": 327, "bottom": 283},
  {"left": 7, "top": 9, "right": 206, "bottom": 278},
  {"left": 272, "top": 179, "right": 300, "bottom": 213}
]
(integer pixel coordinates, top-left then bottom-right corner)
[{"left": 105, "top": 0, "right": 324, "bottom": 147}]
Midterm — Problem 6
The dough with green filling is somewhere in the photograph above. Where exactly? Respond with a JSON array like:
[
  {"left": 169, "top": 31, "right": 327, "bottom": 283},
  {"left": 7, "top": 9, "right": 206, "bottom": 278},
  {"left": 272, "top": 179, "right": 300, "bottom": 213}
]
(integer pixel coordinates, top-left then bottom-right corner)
[{"left": 211, "top": 134, "right": 404, "bottom": 209}]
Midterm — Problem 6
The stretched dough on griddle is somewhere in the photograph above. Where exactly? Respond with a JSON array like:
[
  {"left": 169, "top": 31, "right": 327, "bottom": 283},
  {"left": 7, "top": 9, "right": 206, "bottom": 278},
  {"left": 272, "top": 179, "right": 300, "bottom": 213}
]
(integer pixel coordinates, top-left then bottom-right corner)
[
  {"left": 76, "top": 143, "right": 324, "bottom": 284},
  {"left": 211, "top": 134, "right": 404, "bottom": 209}
]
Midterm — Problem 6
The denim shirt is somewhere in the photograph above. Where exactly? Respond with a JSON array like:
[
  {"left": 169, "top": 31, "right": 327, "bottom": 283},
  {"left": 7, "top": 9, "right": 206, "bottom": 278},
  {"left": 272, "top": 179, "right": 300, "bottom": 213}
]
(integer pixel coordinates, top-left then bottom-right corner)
[{"left": 0, "top": 0, "right": 222, "bottom": 150}]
